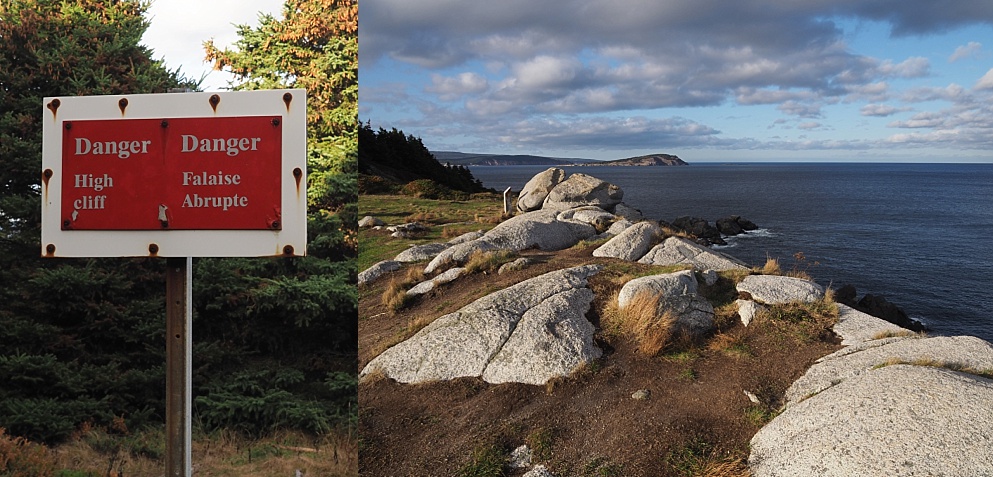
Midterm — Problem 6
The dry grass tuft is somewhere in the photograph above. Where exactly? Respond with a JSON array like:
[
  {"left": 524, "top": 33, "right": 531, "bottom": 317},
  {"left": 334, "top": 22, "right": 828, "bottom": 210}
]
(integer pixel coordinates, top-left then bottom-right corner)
[
  {"left": 707, "top": 330, "right": 751, "bottom": 357},
  {"left": 870, "top": 329, "right": 920, "bottom": 340},
  {"left": 616, "top": 291, "right": 676, "bottom": 356},
  {"left": 474, "top": 212, "right": 509, "bottom": 224},
  {"left": 697, "top": 455, "right": 752, "bottom": 477},
  {"left": 464, "top": 250, "right": 516, "bottom": 274},
  {"left": 757, "top": 257, "right": 781, "bottom": 275},
  {"left": 406, "top": 212, "right": 437, "bottom": 224}
]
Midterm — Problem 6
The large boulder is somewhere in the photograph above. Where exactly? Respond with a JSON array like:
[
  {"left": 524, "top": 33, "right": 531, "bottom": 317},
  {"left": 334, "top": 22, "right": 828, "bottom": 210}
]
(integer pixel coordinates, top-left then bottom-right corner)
[
  {"left": 358, "top": 260, "right": 401, "bottom": 286},
  {"left": 394, "top": 243, "right": 450, "bottom": 263},
  {"left": 672, "top": 216, "right": 723, "bottom": 245},
  {"left": 736, "top": 274, "right": 824, "bottom": 305},
  {"left": 832, "top": 303, "right": 911, "bottom": 346},
  {"left": 593, "top": 221, "right": 661, "bottom": 261},
  {"left": 857, "top": 293, "right": 926, "bottom": 332},
  {"left": 750, "top": 364, "right": 993, "bottom": 477},
  {"left": 542, "top": 173, "right": 623, "bottom": 212},
  {"left": 517, "top": 167, "right": 566, "bottom": 212},
  {"left": 482, "top": 287, "right": 601, "bottom": 385},
  {"left": 715, "top": 215, "right": 758, "bottom": 236},
  {"left": 782, "top": 334, "right": 993, "bottom": 405},
  {"left": 617, "top": 270, "right": 715, "bottom": 337},
  {"left": 638, "top": 236, "right": 748, "bottom": 271},
  {"left": 360, "top": 265, "right": 603, "bottom": 384}
]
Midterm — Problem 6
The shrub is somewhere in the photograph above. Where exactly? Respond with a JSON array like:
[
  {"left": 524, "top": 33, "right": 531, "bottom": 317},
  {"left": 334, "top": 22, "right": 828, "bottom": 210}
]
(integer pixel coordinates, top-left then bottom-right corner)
[{"left": 0, "top": 428, "right": 55, "bottom": 477}]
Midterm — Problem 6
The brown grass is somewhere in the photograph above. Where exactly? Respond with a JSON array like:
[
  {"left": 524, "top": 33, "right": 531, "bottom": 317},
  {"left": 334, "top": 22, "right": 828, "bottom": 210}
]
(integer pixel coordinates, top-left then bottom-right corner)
[
  {"left": 697, "top": 455, "right": 752, "bottom": 477},
  {"left": 757, "top": 257, "right": 781, "bottom": 275},
  {"left": 380, "top": 267, "right": 426, "bottom": 313},
  {"left": 463, "top": 250, "right": 516, "bottom": 274},
  {"left": 615, "top": 291, "right": 676, "bottom": 356},
  {"left": 11, "top": 427, "right": 358, "bottom": 477}
]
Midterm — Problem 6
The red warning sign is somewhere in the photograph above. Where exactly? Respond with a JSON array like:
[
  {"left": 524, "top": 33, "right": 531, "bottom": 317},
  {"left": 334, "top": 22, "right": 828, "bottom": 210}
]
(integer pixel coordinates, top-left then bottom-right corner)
[{"left": 60, "top": 116, "right": 282, "bottom": 230}]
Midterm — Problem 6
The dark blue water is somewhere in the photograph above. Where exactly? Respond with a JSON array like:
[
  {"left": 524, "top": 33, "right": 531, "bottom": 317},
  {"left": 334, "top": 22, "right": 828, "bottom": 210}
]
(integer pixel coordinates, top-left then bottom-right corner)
[{"left": 470, "top": 163, "right": 993, "bottom": 342}]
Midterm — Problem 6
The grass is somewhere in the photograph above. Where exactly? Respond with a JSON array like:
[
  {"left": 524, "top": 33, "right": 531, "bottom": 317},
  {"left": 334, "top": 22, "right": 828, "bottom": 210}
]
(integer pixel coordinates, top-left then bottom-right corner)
[
  {"left": 4, "top": 427, "right": 358, "bottom": 477},
  {"left": 613, "top": 291, "right": 677, "bottom": 356},
  {"left": 380, "top": 267, "right": 425, "bottom": 313},
  {"left": 358, "top": 193, "right": 505, "bottom": 271},
  {"left": 525, "top": 427, "right": 554, "bottom": 462},
  {"left": 457, "top": 443, "right": 505, "bottom": 477},
  {"left": 464, "top": 250, "right": 517, "bottom": 275},
  {"left": 872, "top": 358, "right": 993, "bottom": 380},
  {"left": 582, "top": 456, "right": 624, "bottom": 476}
]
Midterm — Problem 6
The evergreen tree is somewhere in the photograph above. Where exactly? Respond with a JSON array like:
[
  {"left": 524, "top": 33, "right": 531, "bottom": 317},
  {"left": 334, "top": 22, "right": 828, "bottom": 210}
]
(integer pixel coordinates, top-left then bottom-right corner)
[
  {"left": 198, "top": 0, "right": 359, "bottom": 435},
  {"left": 0, "top": 0, "right": 358, "bottom": 443},
  {"left": 0, "top": 0, "right": 194, "bottom": 442}
]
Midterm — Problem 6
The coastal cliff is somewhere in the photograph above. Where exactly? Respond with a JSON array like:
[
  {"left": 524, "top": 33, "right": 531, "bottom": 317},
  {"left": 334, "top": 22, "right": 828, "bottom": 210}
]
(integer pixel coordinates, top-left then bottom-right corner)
[{"left": 358, "top": 168, "right": 993, "bottom": 476}]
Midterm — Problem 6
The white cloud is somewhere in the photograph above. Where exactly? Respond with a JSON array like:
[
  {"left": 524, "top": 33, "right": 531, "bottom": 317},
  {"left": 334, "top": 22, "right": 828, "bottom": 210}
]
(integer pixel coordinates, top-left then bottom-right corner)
[
  {"left": 861, "top": 104, "right": 909, "bottom": 117},
  {"left": 427, "top": 73, "right": 489, "bottom": 101},
  {"left": 950, "top": 42, "right": 983, "bottom": 63},
  {"left": 141, "top": 0, "right": 285, "bottom": 91},
  {"left": 975, "top": 68, "right": 993, "bottom": 90}
]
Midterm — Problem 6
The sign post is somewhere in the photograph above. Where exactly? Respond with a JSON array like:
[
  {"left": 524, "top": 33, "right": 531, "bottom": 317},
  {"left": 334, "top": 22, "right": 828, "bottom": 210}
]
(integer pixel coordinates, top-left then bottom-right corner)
[{"left": 41, "top": 90, "right": 307, "bottom": 477}]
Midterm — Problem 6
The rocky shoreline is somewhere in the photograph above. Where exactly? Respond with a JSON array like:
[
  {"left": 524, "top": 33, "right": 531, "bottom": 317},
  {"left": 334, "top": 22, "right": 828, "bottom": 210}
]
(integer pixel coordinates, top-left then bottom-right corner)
[{"left": 360, "top": 168, "right": 993, "bottom": 476}]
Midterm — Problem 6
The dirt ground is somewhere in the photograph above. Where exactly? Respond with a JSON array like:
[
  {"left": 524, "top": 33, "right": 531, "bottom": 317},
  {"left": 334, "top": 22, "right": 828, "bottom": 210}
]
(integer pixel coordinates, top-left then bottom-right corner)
[{"left": 358, "top": 236, "right": 841, "bottom": 477}]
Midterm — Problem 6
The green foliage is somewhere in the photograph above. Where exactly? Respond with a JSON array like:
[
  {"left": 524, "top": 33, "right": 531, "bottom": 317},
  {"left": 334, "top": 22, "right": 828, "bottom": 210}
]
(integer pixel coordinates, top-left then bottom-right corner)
[
  {"left": 359, "top": 124, "right": 488, "bottom": 194},
  {"left": 194, "top": 367, "right": 355, "bottom": 437},
  {"left": 0, "top": 0, "right": 358, "bottom": 445}
]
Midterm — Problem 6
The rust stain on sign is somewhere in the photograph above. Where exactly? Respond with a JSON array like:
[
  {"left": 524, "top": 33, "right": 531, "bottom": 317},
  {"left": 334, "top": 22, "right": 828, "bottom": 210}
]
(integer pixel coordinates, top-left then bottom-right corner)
[
  {"left": 47, "top": 98, "right": 61, "bottom": 120},
  {"left": 118, "top": 97, "right": 129, "bottom": 116},
  {"left": 283, "top": 92, "right": 293, "bottom": 112},
  {"left": 209, "top": 94, "right": 220, "bottom": 113}
]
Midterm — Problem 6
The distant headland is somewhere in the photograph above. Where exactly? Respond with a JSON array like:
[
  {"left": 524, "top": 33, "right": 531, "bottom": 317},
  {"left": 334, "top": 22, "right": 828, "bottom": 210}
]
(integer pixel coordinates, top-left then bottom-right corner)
[{"left": 432, "top": 151, "right": 688, "bottom": 167}]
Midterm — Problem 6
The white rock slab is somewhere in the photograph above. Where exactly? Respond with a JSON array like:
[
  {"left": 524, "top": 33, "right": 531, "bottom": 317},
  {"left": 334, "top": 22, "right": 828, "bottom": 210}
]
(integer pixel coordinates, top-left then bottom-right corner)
[
  {"left": 360, "top": 265, "right": 602, "bottom": 384},
  {"left": 358, "top": 260, "right": 401, "bottom": 286},
  {"left": 593, "top": 221, "right": 661, "bottom": 261},
  {"left": 736, "top": 274, "right": 824, "bottom": 305},
  {"left": 751, "top": 364, "right": 993, "bottom": 477},
  {"left": 783, "top": 335, "right": 993, "bottom": 406},
  {"left": 638, "top": 236, "right": 748, "bottom": 271},
  {"left": 833, "top": 303, "right": 913, "bottom": 345},
  {"left": 482, "top": 288, "right": 600, "bottom": 385},
  {"left": 394, "top": 243, "right": 449, "bottom": 263}
]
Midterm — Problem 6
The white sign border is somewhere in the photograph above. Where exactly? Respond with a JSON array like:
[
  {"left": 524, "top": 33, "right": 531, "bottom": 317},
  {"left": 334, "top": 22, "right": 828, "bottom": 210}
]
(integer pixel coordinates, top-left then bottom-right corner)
[{"left": 41, "top": 89, "right": 307, "bottom": 258}]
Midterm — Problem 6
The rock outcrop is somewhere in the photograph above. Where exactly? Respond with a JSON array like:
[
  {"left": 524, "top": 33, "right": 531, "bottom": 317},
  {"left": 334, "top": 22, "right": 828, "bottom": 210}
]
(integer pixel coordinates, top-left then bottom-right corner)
[
  {"left": 542, "top": 173, "right": 623, "bottom": 212},
  {"left": 424, "top": 209, "right": 597, "bottom": 274},
  {"left": 517, "top": 167, "right": 566, "bottom": 212},
  {"left": 360, "top": 266, "right": 603, "bottom": 385},
  {"left": 358, "top": 260, "right": 401, "bottom": 286},
  {"left": 751, "top": 364, "right": 993, "bottom": 476},
  {"left": 736, "top": 274, "right": 824, "bottom": 305},
  {"left": 750, "top": 302, "right": 993, "bottom": 476},
  {"left": 592, "top": 221, "right": 661, "bottom": 261},
  {"left": 617, "top": 270, "right": 715, "bottom": 337},
  {"left": 638, "top": 236, "right": 748, "bottom": 271}
]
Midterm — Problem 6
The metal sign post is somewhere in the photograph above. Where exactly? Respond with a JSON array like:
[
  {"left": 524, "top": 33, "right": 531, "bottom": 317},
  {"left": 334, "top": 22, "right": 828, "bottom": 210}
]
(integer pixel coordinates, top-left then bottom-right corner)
[{"left": 40, "top": 90, "right": 307, "bottom": 477}]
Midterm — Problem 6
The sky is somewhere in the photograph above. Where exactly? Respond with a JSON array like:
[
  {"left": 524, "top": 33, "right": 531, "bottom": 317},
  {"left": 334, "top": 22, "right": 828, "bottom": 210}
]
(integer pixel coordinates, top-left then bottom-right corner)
[
  {"left": 140, "top": 0, "right": 285, "bottom": 91},
  {"left": 359, "top": 1, "right": 993, "bottom": 162}
]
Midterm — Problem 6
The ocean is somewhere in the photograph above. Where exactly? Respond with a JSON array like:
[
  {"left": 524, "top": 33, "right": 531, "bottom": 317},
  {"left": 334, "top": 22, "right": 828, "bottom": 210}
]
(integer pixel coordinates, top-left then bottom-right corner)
[{"left": 469, "top": 163, "right": 993, "bottom": 342}]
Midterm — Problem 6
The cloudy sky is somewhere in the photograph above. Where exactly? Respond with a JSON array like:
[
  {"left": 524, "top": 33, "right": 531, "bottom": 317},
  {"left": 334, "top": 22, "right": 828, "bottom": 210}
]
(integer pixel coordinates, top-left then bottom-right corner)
[
  {"left": 360, "top": 1, "right": 993, "bottom": 162},
  {"left": 141, "top": 0, "right": 284, "bottom": 91}
]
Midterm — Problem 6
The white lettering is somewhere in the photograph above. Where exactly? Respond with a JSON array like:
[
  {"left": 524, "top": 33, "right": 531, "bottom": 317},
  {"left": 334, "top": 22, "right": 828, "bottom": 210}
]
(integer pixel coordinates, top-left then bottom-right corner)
[
  {"left": 72, "top": 138, "right": 152, "bottom": 158},
  {"left": 178, "top": 135, "right": 261, "bottom": 156},
  {"left": 180, "top": 193, "right": 248, "bottom": 211},
  {"left": 75, "top": 138, "right": 91, "bottom": 155},
  {"left": 181, "top": 171, "right": 241, "bottom": 186}
]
